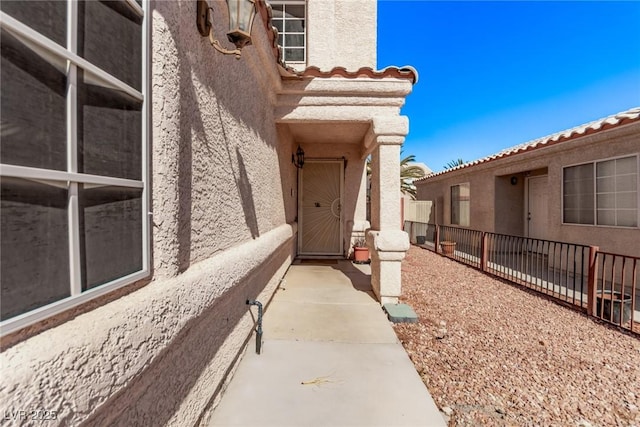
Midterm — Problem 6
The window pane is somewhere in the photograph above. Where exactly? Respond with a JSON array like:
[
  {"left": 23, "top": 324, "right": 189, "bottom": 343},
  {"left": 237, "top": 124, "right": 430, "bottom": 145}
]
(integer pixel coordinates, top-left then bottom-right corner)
[
  {"left": 79, "top": 1, "right": 142, "bottom": 90},
  {"left": 563, "top": 165, "right": 594, "bottom": 224},
  {"left": 273, "top": 19, "right": 283, "bottom": 32},
  {"left": 278, "top": 33, "right": 284, "bottom": 46},
  {"left": 596, "top": 176, "right": 615, "bottom": 193},
  {"left": 617, "top": 210, "right": 638, "bottom": 227},
  {"left": 597, "top": 193, "right": 615, "bottom": 210},
  {"left": 617, "top": 191, "right": 637, "bottom": 209},
  {"left": 596, "top": 159, "right": 615, "bottom": 177},
  {"left": 78, "top": 78, "right": 142, "bottom": 180},
  {"left": 0, "top": 1, "right": 66, "bottom": 46},
  {"left": 284, "top": 19, "right": 305, "bottom": 32},
  {"left": 564, "top": 210, "right": 579, "bottom": 224},
  {"left": 616, "top": 156, "right": 637, "bottom": 174},
  {"left": 597, "top": 209, "right": 616, "bottom": 226},
  {"left": 285, "top": 4, "right": 305, "bottom": 18},
  {"left": 616, "top": 174, "right": 637, "bottom": 192},
  {"left": 81, "top": 185, "right": 143, "bottom": 290},
  {"left": 1, "top": 177, "right": 70, "bottom": 320},
  {"left": 285, "top": 33, "right": 304, "bottom": 47},
  {"left": 1, "top": 29, "right": 67, "bottom": 171},
  {"left": 284, "top": 48, "right": 304, "bottom": 62}
]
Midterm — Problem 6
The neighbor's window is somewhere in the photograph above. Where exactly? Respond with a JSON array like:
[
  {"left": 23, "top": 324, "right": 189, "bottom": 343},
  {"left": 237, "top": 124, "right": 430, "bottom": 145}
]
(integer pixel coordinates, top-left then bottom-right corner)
[
  {"left": 563, "top": 155, "right": 638, "bottom": 227},
  {"left": 0, "top": 0, "right": 149, "bottom": 333},
  {"left": 270, "top": 0, "right": 306, "bottom": 63},
  {"left": 451, "top": 183, "right": 470, "bottom": 227}
]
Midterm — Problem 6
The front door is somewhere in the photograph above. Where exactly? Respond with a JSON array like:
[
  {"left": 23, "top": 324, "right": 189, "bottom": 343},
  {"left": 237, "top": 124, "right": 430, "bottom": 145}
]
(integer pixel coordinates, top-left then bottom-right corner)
[
  {"left": 298, "top": 160, "right": 344, "bottom": 256},
  {"left": 527, "top": 175, "right": 548, "bottom": 239}
]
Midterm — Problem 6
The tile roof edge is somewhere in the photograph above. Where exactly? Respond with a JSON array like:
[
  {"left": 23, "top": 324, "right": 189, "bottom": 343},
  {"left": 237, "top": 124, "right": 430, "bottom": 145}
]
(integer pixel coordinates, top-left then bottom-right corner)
[
  {"left": 256, "top": 2, "right": 419, "bottom": 83},
  {"left": 415, "top": 106, "right": 640, "bottom": 182}
]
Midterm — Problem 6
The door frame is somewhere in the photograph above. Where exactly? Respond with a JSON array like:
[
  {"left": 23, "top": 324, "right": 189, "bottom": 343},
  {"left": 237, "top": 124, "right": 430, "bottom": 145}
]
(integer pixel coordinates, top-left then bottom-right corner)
[
  {"left": 297, "top": 159, "right": 344, "bottom": 256},
  {"left": 525, "top": 175, "right": 548, "bottom": 239}
]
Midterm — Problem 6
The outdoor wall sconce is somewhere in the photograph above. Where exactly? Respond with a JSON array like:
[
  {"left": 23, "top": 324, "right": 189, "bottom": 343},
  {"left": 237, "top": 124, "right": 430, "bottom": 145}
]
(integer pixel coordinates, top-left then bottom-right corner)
[
  {"left": 292, "top": 146, "right": 305, "bottom": 169},
  {"left": 196, "top": 0, "right": 257, "bottom": 59}
]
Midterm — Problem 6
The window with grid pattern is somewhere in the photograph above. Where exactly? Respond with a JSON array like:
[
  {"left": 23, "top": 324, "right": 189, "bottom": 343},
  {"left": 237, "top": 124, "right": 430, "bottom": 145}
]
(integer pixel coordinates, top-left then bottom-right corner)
[
  {"left": 270, "top": 0, "right": 305, "bottom": 63},
  {"left": 0, "top": 0, "right": 149, "bottom": 333},
  {"left": 563, "top": 155, "right": 638, "bottom": 227}
]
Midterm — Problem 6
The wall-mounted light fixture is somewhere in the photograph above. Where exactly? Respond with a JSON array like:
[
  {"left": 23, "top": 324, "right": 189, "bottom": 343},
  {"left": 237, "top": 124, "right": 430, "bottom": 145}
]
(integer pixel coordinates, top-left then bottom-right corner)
[
  {"left": 197, "top": 0, "right": 257, "bottom": 59},
  {"left": 292, "top": 146, "right": 305, "bottom": 169}
]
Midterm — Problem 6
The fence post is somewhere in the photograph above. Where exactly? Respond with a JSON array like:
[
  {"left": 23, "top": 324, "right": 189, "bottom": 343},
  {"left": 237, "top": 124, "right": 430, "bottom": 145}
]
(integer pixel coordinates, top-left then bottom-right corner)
[
  {"left": 587, "top": 245, "right": 599, "bottom": 316},
  {"left": 435, "top": 225, "right": 440, "bottom": 253},
  {"left": 481, "top": 232, "right": 488, "bottom": 272}
]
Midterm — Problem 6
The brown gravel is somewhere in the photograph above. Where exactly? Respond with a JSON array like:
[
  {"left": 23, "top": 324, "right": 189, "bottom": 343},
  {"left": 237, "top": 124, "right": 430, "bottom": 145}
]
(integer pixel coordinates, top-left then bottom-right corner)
[{"left": 395, "top": 246, "right": 640, "bottom": 427}]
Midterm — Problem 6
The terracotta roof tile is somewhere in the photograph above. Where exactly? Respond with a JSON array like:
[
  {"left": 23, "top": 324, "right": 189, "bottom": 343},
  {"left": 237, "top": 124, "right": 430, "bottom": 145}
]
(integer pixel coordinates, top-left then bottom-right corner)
[
  {"left": 416, "top": 107, "right": 640, "bottom": 181},
  {"left": 299, "top": 66, "right": 418, "bottom": 84}
]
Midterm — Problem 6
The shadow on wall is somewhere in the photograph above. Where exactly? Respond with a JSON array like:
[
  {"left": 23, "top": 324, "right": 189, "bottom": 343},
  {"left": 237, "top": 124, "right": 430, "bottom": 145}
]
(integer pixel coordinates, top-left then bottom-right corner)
[
  {"left": 82, "top": 241, "right": 293, "bottom": 426},
  {"left": 156, "top": 1, "right": 282, "bottom": 272},
  {"left": 235, "top": 147, "right": 259, "bottom": 238}
]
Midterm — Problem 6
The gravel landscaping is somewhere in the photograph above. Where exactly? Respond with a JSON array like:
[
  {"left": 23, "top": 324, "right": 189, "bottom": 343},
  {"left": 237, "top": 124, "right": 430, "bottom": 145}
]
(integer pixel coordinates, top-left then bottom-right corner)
[{"left": 395, "top": 245, "right": 640, "bottom": 427}]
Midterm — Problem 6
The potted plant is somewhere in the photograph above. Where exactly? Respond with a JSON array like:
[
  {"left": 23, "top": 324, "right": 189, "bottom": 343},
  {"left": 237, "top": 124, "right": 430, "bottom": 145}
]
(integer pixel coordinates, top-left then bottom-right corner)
[
  {"left": 353, "top": 239, "right": 370, "bottom": 263},
  {"left": 440, "top": 232, "right": 456, "bottom": 256}
]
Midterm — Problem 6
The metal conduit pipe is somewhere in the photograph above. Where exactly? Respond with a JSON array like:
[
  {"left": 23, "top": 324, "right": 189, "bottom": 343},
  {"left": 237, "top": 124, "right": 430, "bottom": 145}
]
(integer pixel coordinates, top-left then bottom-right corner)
[{"left": 246, "top": 299, "right": 263, "bottom": 354}]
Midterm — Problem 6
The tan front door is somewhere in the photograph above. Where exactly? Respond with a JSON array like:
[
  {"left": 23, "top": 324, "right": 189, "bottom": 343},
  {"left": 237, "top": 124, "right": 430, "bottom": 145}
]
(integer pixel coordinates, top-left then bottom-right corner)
[
  {"left": 527, "top": 175, "right": 548, "bottom": 239},
  {"left": 298, "top": 160, "right": 344, "bottom": 256}
]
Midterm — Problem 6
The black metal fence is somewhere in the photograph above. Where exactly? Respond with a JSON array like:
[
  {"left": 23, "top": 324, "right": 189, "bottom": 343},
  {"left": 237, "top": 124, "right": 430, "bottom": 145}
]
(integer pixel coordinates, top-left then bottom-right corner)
[{"left": 404, "top": 222, "right": 639, "bottom": 334}]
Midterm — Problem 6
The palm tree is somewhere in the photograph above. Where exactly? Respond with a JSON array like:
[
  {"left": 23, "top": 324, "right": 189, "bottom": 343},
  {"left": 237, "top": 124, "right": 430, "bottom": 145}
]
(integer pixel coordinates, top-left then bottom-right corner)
[
  {"left": 366, "top": 152, "right": 426, "bottom": 200},
  {"left": 400, "top": 153, "right": 426, "bottom": 199},
  {"left": 444, "top": 158, "right": 465, "bottom": 169}
]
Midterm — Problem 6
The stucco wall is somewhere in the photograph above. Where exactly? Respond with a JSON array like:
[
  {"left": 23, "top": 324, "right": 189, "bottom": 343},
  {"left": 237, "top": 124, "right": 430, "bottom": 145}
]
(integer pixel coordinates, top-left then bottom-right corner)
[
  {"left": 307, "top": 0, "right": 376, "bottom": 70},
  {"left": 416, "top": 122, "right": 640, "bottom": 256},
  {"left": 0, "top": 2, "right": 297, "bottom": 425}
]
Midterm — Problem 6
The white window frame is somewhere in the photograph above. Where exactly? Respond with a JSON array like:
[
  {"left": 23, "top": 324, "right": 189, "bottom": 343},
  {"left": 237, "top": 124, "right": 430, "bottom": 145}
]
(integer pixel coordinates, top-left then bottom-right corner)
[
  {"left": 450, "top": 183, "right": 470, "bottom": 227},
  {"left": 561, "top": 154, "right": 639, "bottom": 228},
  {"left": 0, "top": 0, "right": 151, "bottom": 336},
  {"left": 270, "top": 0, "right": 306, "bottom": 64}
]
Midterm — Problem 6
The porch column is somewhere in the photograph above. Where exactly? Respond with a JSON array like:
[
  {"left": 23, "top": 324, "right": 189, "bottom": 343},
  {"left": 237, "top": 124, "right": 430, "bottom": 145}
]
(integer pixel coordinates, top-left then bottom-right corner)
[{"left": 366, "top": 116, "right": 410, "bottom": 304}]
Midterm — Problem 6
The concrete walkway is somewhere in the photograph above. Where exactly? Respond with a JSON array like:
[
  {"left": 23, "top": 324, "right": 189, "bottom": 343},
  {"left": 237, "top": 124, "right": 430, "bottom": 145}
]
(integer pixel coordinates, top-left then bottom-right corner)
[{"left": 209, "top": 260, "right": 445, "bottom": 427}]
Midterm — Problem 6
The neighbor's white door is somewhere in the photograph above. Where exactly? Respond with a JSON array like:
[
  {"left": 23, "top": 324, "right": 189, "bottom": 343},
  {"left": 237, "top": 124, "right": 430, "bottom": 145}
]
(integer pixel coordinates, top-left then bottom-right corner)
[
  {"left": 298, "top": 160, "right": 344, "bottom": 255},
  {"left": 527, "top": 175, "right": 548, "bottom": 240}
]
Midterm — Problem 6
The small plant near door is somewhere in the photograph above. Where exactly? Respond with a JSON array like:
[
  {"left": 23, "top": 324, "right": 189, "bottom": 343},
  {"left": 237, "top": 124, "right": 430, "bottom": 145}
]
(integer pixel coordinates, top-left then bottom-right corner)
[{"left": 353, "top": 239, "right": 370, "bottom": 264}]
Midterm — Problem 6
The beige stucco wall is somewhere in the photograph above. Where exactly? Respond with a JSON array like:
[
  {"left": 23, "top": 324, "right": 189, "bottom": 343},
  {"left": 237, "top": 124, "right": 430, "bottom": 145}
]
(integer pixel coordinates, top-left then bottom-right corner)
[
  {"left": 0, "top": 2, "right": 297, "bottom": 425},
  {"left": 306, "top": 0, "right": 377, "bottom": 70},
  {"left": 416, "top": 122, "right": 640, "bottom": 256}
]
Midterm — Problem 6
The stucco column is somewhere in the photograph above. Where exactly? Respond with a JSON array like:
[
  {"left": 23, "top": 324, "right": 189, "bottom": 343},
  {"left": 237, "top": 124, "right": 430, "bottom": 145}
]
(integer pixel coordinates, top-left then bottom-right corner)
[{"left": 366, "top": 116, "right": 410, "bottom": 304}]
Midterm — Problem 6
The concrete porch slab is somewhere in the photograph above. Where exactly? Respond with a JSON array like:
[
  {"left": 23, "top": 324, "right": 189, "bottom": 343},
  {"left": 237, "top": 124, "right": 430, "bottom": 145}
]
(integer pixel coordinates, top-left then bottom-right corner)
[
  {"left": 208, "top": 340, "right": 444, "bottom": 427},
  {"left": 208, "top": 260, "right": 445, "bottom": 427},
  {"left": 264, "top": 300, "right": 399, "bottom": 343}
]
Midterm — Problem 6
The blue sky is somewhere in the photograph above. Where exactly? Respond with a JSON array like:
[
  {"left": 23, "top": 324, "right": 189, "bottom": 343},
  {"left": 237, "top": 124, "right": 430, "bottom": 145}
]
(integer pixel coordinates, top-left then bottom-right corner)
[{"left": 377, "top": 1, "right": 640, "bottom": 172}]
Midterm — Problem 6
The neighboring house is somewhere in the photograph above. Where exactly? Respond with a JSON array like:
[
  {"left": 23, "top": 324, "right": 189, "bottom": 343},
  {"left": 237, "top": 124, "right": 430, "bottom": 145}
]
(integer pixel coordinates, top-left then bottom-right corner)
[
  {"left": 0, "top": 1, "right": 416, "bottom": 424},
  {"left": 415, "top": 108, "right": 640, "bottom": 256}
]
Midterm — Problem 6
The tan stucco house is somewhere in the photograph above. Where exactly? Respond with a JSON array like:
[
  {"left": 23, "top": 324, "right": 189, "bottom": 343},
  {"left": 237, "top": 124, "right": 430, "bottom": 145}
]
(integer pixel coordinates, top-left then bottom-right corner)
[
  {"left": 0, "top": 0, "right": 416, "bottom": 424},
  {"left": 415, "top": 108, "right": 640, "bottom": 257}
]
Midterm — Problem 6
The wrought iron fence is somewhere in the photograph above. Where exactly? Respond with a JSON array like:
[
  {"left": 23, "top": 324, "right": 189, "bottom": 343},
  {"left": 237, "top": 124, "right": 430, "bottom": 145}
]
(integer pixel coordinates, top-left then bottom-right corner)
[
  {"left": 405, "top": 222, "right": 639, "bottom": 334},
  {"left": 437, "top": 225, "right": 483, "bottom": 269},
  {"left": 485, "top": 233, "right": 591, "bottom": 308},
  {"left": 591, "top": 251, "right": 638, "bottom": 333}
]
